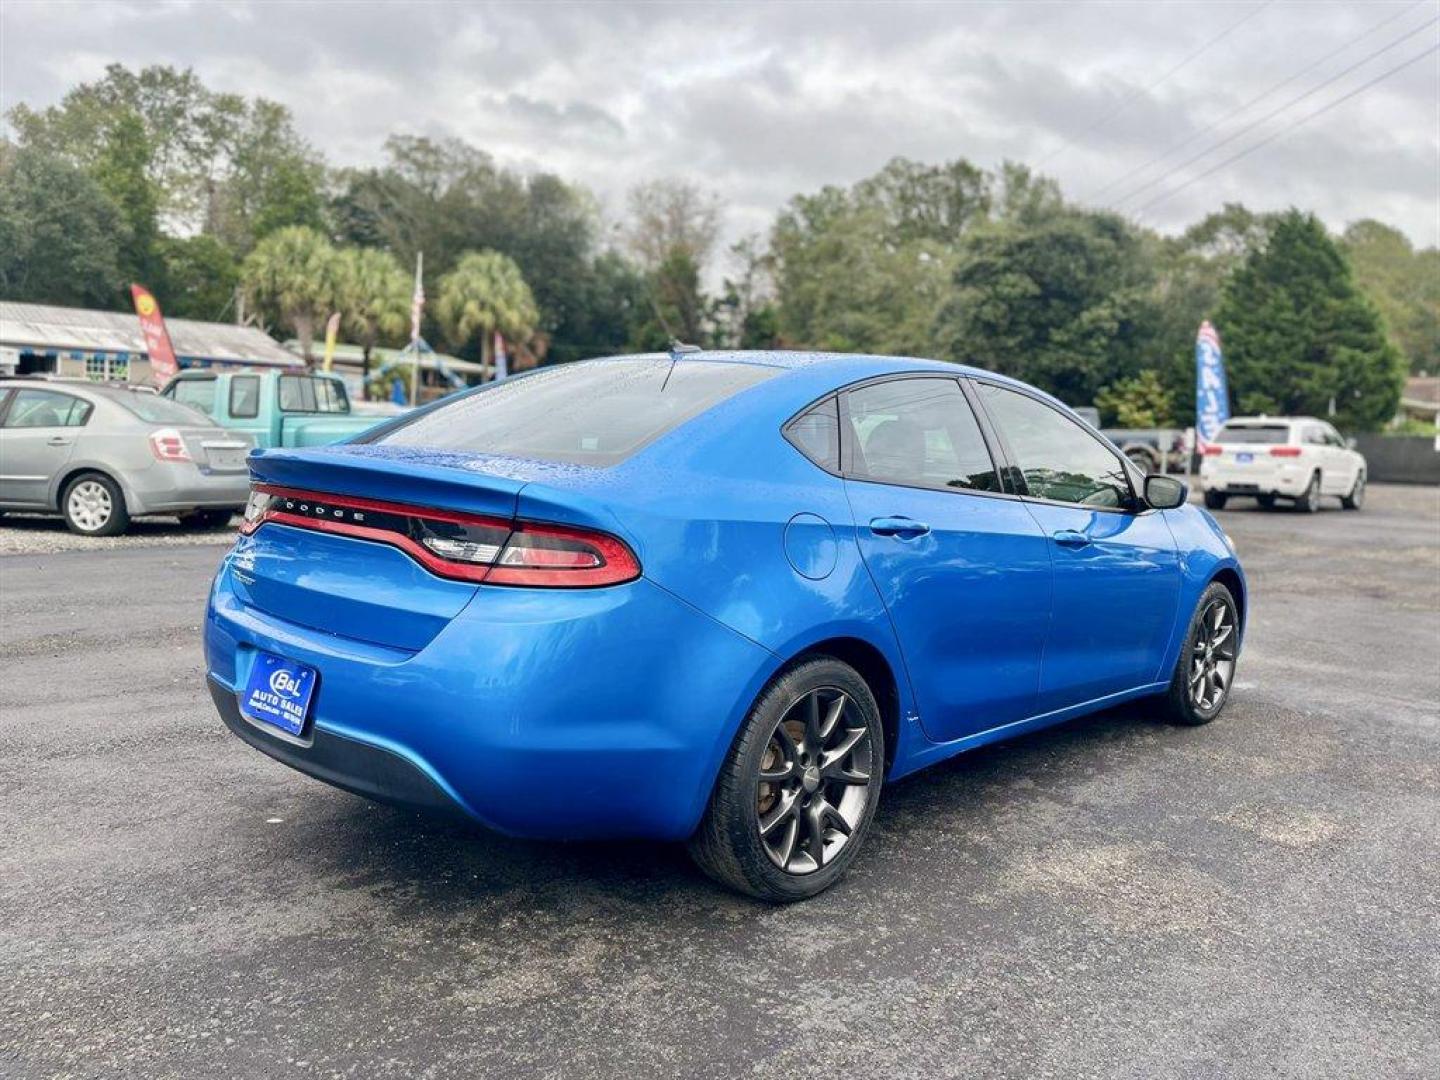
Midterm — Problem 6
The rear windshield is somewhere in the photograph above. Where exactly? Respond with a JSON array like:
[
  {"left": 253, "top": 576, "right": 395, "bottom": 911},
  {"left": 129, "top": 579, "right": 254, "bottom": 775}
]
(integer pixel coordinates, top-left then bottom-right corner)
[
  {"left": 1217, "top": 424, "right": 1290, "bottom": 444},
  {"left": 367, "top": 358, "right": 776, "bottom": 465},
  {"left": 97, "top": 387, "right": 213, "bottom": 425}
]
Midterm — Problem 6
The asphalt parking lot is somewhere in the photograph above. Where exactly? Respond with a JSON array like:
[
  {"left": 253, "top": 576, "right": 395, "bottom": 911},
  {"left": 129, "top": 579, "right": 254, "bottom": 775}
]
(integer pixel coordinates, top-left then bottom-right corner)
[{"left": 2, "top": 485, "right": 1437, "bottom": 1079}]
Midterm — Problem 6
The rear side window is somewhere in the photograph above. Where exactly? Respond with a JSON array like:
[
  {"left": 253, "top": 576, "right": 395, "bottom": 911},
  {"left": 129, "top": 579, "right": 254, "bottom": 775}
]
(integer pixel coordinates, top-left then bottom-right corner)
[
  {"left": 977, "top": 382, "right": 1130, "bottom": 508},
  {"left": 369, "top": 359, "right": 777, "bottom": 465},
  {"left": 99, "top": 389, "right": 211, "bottom": 425},
  {"left": 1217, "top": 424, "right": 1290, "bottom": 444},
  {"left": 845, "top": 378, "right": 999, "bottom": 492},
  {"left": 3, "top": 389, "right": 92, "bottom": 428},
  {"left": 785, "top": 397, "right": 840, "bottom": 472},
  {"left": 171, "top": 378, "right": 217, "bottom": 415},
  {"left": 230, "top": 375, "right": 260, "bottom": 419},
  {"left": 279, "top": 375, "right": 350, "bottom": 414}
]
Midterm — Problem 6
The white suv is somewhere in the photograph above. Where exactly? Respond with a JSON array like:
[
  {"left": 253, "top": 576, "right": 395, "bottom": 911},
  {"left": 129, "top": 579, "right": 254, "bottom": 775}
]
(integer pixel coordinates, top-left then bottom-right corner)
[{"left": 1200, "top": 416, "right": 1366, "bottom": 513}]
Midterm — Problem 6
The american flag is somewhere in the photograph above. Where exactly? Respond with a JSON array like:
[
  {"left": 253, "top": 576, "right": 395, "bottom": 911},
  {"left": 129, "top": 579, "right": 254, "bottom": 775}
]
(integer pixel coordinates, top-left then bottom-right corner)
[{"left": 410, "top": 252, "right": 425, "bottom": 344}]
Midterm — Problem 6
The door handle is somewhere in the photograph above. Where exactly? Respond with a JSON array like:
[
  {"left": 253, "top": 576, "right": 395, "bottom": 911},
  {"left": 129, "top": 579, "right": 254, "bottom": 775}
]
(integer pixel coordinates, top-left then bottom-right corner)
[
  {"left": 1053, "top": 529, "right": 1091, "bottom": 549},
  {"left": 870, "top": 516, "right": 931, "bottom": 539},
  {"left": 46, "top": 436, "right": 73, "bottom": 446}
]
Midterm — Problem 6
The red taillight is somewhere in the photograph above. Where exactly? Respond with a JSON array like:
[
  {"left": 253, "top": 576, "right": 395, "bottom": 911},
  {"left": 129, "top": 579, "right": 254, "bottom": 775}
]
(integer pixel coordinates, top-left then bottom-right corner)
[
  {"left": 149, "top": 428, "right": 191, "bottom": 462},
  {"left": 1270, "top": 446, "right": 1302, "bottom": 457},
  {"left": 239, "top": 484, "right": 639, "bottom": 588},
  {"left": 1202, "top": 445, "right": 1223, "bottom": 456},
  {"left": 486, "top": 521, "right": 641, "bottom": 587}
]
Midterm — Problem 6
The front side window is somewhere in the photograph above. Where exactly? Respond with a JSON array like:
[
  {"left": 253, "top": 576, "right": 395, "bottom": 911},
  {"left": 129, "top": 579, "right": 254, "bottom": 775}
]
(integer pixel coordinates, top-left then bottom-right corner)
[
  {"left": 367, "top": 358, "right": 776, "bottom": 466},
  {"left": 172, "top": 378, "right": 218, "bottom": 415},
  {"left": 1303, "top": 425, "right": 1328, "bottom": 446},
  {"left": 977, "top": 383, "right": 1131, "bottom": 508},
  {"left": 845, "top": 378, "right": 999, "bottom": 492},
  {"left": 3, "top": 389, "right": 92, "bottom": 429}
]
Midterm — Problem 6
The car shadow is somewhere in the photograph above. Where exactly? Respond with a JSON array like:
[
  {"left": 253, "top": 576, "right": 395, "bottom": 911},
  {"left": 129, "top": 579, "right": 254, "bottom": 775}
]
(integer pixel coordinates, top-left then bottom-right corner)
[{"left": 287, "top": 698, "right": 1172, "bottom": 916}]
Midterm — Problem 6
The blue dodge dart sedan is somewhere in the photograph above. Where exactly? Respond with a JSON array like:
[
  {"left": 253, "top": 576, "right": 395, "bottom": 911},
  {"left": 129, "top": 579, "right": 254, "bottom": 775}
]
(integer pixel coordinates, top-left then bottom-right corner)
[{"left": 206, "top": 350, "right": 1246, "bottom": 901}]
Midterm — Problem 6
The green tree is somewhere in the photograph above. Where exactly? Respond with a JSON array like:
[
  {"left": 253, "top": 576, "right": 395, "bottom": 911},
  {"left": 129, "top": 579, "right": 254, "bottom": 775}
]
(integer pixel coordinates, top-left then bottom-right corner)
[
  {"left": 435, "top": 251, "right": 539, "bottom": 372},
  {"left": 160, "top": 234, "right": 238, "bottom": 320},
  {"left": 332, "top": 247, "right": 411, "bottom": 390},
  {"left": 1096, "top": 370, "right": 1175, "bottom": 427},
  {"left": 240, "top": 226, "right": 338, "bottom": 363},
  {"left": 91, "top": 109, "right": 165, "bottom": 290},
  {"left": 7, "top": 63, "right": 321, "bottom": 253},
  {"left": 935, "top": 207, "right": 1154, "bottom": 406},
  {"left": 1217, "top": 210, "right": 1404, "bottom": 430},
  {"left": 1343, "top": 220, "right": 1439, "bottom": 374},
  {"left": 1141, "top": 204, "right": 1280, "bottom": 416},
  {"left": 0, "top": 146, "right": 126, "bottom": 308}
]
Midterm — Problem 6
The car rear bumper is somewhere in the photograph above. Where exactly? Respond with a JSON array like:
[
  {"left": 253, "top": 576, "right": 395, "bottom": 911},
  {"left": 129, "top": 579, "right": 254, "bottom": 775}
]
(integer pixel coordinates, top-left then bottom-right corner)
[
  {"left": 1201, "top": 461, "right": 1310, "bottom": 497},
  {"left": 127, "top": 465, "right": 250, "bottom": 514},
  {"left": 210, "top": 678, "right": 460, "bottom": 815},
  {"left": 204, "top": 554, "right": 777, "bottom": 840}
]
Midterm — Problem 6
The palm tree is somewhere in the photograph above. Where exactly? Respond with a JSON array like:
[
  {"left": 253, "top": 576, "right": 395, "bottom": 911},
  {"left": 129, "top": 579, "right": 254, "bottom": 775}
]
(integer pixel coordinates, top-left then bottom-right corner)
[
  {"left": 240, "top": 225, "right": 337, "bottom": 364},
  {"left": 332, "top": 247, "right": 410, "bottom": 394},
  {"left": 435, "top": 250, "right": 539, "bottom": 375}
]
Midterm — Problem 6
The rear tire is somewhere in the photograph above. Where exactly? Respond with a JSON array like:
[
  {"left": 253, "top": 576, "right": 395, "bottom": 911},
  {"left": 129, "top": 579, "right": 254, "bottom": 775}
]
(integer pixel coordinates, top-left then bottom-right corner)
[
  {"left": 1341, "top": 471, "right": 1365, "bottom": 511},
  {"left": 1297, "top": 472, "right": 1321, "bottom": 513},
  {"left": 1159, "top": 581, "right": 1239, "bottom": 727},
  {"left": 688, "top": 657, "right": 885, "bottom": 902},
  {"left": 1203, "top": 490, "right": 1227, "bottom": 511},
  {"left": 61, "top": 473, "right": 129, "bottom": 537},
  {"left": 178, "top": 508, "right": 237, "bottom": 529}
]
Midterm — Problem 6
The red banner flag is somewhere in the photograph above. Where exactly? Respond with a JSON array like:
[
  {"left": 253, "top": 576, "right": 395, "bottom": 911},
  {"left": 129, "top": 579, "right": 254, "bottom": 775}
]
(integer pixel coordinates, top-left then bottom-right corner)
[{"left": 129, "top": 283, "right": 180, "bottom": 383}]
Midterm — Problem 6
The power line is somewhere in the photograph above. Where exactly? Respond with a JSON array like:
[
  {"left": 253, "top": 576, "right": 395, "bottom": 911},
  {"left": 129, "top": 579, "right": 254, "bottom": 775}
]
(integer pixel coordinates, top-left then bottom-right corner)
[
  {"left": 1108, "top": 12, "right": 1439, "bottom": 210},
  {"left": 1036, "top": 0, "right": 1274, "bottom": 169},
  {"left": 1082, "top": 0, "right": 1429, "bottom": 203},
  {"left": 1132, "top": 41, "right": 1440, "bottom": 219}
]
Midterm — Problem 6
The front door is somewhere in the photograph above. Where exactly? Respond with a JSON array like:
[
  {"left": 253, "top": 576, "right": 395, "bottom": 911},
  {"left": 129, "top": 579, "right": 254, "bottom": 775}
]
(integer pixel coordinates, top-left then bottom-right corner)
[
  {"left": 842, "top": 376, "right": 1051, "bottom": 743},
  {"left": 0, "top": 388, "right": 91, "bottom": 505},
  {"left": 972, "top": 381, "right": 1183, "bottom": 714}
]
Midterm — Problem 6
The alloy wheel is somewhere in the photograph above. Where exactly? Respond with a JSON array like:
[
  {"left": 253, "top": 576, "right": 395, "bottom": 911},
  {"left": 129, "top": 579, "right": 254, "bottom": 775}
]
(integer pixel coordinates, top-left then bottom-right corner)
[
  {"left": 1189, "top": 598, "right": 1237, "bottom": 712},
  {"left": 755, "top": 688, "right": 874, "bottom": 875},
  {"left": 67, "top": 480, "right": 112, "bottom": 532}
]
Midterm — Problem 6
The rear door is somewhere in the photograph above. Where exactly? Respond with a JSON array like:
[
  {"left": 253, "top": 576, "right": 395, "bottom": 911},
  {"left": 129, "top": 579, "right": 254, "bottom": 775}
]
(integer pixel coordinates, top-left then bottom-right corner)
[
  {"left": 0, "top": 388, "right": 91, "bottom": 505},
  {"left": 841, "top": 376, "right": 1051, "bottom": 743},
  {"left": 972, "top": 380, "right": 1182, "bottom": 713}
]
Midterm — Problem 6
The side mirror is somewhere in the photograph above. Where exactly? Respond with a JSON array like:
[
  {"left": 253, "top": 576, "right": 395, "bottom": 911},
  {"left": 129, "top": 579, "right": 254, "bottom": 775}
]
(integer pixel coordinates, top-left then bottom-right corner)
[
  {"left": 1144, "top": 474, "right": 1187, "bottom": 510},
  {"left": 1345, "top": 436, "right": 1358, "bottom": 450}
]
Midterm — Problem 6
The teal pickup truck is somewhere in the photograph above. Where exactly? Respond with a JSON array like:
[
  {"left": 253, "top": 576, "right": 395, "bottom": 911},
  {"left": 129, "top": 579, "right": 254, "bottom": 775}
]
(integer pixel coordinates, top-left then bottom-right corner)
[{"left": 159, "top": 371, "right": 384, "bottom": 449}]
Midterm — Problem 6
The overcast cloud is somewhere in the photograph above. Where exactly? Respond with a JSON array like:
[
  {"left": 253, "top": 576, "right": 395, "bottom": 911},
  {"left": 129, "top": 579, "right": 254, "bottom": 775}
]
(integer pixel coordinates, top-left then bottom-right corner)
[{"left": 2, "top": 0, "right": 1436, "bottom": 265}]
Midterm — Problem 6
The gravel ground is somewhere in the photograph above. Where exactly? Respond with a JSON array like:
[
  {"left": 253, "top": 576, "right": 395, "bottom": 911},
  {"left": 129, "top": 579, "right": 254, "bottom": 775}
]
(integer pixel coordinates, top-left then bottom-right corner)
[
  {"left": 0, "top": 512, "right": 237, "bottom": 555},
  {"left": 1, "top": 483, "right": 1436, "bottom": 1079}
]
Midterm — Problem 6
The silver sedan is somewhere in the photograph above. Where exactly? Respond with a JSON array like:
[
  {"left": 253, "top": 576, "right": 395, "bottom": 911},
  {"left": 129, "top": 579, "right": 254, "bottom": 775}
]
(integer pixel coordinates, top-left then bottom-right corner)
[{"left": 0, "top": 378, "right": 253, "bottom": 536}]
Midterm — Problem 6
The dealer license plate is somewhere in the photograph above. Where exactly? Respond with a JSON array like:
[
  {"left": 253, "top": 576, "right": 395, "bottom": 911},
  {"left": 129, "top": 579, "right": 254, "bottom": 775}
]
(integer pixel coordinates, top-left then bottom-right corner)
[
  {"left": 241, "top": 652, "right": 317, "bottom": 736},
  {"left": 1235, "top": 452, "right": 1254, "bottom": 464}
]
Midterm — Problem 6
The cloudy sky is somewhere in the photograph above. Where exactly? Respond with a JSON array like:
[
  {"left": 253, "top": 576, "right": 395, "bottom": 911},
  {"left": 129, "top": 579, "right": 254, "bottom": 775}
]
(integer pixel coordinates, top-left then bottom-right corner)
[{"left": 3, "top": 0, "right": 1437, "bottom": 262}]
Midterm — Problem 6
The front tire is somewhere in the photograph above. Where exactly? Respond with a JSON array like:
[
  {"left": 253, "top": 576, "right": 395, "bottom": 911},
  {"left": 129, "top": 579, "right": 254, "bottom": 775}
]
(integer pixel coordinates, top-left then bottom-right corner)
[
  {"left": 62, "top": 473, "right": 129, "bottom": 536},
  {"left": 1341, "top": 471, "right": 1365, "bottom": 510},
  {"left": 1203, "top": 490, "right": 1227, "bottom": 510},
  {"left": 1159, "top": 582, "right": 1239, "bottom": 727},
  {"left": 688, "top": 658, "right": 885, "bottom": 902}
]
